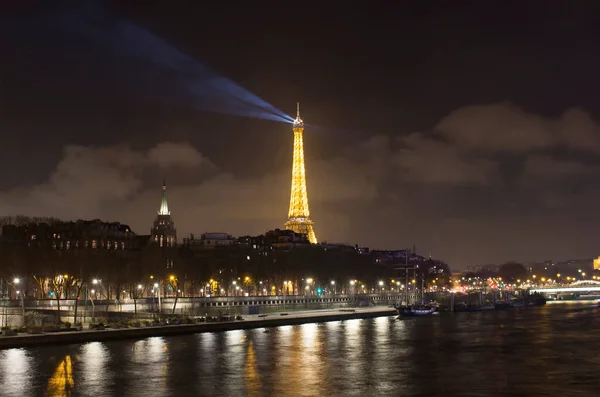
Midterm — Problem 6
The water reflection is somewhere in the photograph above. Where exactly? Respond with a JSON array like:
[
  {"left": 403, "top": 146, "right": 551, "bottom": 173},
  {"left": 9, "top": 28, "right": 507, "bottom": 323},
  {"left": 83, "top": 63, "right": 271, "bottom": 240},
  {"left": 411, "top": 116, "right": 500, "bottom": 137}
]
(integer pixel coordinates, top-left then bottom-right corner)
[
  {"left": 80, "top": 342, "right": 110, "bottom": 394},
  {"left": 244, "top": 340, "right": 261, "bottom": 397},
  {"left": 46, "top": 355, "right": 74, "bottom": 397},
  {"left": 343, "top": 319, "right": 363, "bottom": 385},
  {"left": 0, "top": 306, "right": 598, "bottom": 396},
  {"left": 0, "top": 349, "right": 33, "bottom": 396},
  {"left": 126, "top": 337, "right": 169, "bottom": 396}
]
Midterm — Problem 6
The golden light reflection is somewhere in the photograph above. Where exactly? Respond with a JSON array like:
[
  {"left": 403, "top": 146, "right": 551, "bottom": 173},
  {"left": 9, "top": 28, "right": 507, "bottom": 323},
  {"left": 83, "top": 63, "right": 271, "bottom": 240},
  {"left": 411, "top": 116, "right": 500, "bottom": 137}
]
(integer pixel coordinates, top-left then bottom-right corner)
[
  {"left": 244, "top": 340, "right": 262, "bottom": 397},
  {"left": 274, "top": 323, "right": 324, "bottom": 392},
  {"left": 46, "top": 355, "right": 74, "bottom": 397}
]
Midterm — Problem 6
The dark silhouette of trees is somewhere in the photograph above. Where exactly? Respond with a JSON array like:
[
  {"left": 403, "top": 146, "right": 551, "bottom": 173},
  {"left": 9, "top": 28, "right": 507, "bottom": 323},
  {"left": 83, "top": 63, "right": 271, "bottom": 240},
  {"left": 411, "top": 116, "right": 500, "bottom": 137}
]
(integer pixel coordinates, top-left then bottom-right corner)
[{"left": 498, "top": 262, "right": 528, "bottom": 282}]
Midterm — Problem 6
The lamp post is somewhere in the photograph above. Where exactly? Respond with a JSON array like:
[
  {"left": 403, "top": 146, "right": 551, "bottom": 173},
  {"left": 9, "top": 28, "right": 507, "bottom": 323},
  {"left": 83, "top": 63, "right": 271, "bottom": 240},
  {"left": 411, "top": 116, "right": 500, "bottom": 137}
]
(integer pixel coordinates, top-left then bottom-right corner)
[
  {"left": 154, "top": 283, "right": 161, "bottom": 317},
  {"left": 13, "top": 278, "right": 25, "bottom": 324},
  {"left": 89, "top": 287, "right": 96, "bottom": 322},
  {"left": 1, "top": 278, "right": 7, "bottom": 327}
]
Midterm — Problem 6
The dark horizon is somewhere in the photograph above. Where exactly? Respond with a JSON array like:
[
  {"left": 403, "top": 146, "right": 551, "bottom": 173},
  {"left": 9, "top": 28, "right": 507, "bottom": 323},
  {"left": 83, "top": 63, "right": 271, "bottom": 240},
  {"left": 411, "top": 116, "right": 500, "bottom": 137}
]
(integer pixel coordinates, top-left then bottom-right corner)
[{"left": 2, "top": 1, "right": 600, "bottom": 268}]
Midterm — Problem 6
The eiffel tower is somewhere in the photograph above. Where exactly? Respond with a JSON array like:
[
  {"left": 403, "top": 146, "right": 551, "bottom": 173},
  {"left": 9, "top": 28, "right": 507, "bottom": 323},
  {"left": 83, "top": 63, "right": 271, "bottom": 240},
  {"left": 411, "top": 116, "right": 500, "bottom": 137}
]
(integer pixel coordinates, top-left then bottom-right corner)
[{"left": 284, "top": 103, "right": 317, "bottom": 243}]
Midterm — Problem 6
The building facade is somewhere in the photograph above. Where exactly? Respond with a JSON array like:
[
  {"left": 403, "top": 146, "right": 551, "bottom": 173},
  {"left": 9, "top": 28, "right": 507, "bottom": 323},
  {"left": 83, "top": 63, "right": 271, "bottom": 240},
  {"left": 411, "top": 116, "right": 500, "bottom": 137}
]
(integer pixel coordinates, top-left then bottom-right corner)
[
  {"left": 183, "top": 233, "right": 235, "bottom": 250},
  {"left": 1, "top": 219, "right": 141, "bottom": 251}
]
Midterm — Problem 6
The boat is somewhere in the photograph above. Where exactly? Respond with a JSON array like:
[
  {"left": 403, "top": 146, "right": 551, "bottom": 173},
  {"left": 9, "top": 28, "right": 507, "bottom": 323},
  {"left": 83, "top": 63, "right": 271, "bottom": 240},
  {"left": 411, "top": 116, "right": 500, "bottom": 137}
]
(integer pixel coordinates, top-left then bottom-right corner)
[
  {"left": 454, "top": 304, "right": 495, "bottom": 312},
  {"left": 395, "top": 303, "right": 437, "bottom": 316},
  {"left": 524, "top": 294, "right": 547, "bottom": 306},
  {"left": 394, "top": 258, "right": 436, "bottom": 317}
]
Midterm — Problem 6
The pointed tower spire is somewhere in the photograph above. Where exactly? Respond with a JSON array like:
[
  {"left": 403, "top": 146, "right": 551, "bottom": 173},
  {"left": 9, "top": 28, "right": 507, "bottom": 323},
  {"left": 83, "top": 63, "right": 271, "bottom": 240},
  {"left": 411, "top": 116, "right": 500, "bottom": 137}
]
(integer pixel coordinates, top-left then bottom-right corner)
[
  {"left": 293, "top": 102, "right": 304, "bottom": 128},
  {"left": 158, "top": 180, "right": 170, "bottom": 215},
  {"left": 151, "top": 179, "right": 177, "bottom": 247}
]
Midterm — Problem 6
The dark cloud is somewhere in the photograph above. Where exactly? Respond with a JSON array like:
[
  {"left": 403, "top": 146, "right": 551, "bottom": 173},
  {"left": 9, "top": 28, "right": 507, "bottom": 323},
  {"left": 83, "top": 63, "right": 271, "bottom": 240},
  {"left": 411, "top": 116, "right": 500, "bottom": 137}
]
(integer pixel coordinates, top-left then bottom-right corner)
[
  {"left": 521, "top": 154, "right": 598, "bottom": 181},
  {"left": 393, "top": 132, "right": 498, "bottom": 185},
  {"left": 434, "top": 102, "right": 600, "bottom": 154}
]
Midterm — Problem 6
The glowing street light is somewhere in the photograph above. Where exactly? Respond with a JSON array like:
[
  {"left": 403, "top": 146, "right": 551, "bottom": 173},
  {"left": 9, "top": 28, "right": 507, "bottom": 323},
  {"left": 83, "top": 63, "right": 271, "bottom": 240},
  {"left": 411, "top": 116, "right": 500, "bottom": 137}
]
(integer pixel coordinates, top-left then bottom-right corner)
[
  {"left": 93, "top": 279, "right": 99, "bottom": 285},
  {"left": 137, "top": 284, "right": 142, "bottom": 290},
  {"left": 13, "top": 278, "right": 20, "bottom": 284},
  {"left": 306, "top": 278, "right": 313, "bottom": 284}
]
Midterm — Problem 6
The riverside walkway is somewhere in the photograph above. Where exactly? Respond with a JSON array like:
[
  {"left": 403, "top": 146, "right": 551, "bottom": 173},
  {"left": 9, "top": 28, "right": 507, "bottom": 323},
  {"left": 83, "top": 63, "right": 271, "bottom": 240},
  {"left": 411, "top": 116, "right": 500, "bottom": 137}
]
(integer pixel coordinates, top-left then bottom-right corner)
[{"left": 0, "top": 307, "right": 397, "bottom": 349}]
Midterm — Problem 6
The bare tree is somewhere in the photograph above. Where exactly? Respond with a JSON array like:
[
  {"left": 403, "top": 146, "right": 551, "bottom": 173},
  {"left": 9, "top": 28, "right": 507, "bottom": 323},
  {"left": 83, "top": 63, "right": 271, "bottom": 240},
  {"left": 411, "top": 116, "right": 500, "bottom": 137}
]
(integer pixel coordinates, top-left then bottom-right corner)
[{"left": 127, "top": 282, "right": 148, "bottom": 317}]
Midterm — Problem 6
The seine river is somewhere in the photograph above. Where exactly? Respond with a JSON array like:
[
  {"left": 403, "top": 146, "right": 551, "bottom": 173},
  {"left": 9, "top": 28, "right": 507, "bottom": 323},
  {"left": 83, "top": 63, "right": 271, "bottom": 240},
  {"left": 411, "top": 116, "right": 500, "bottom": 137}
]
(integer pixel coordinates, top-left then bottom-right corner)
[{"left": 0, "top": 304, "right": 598, "bottom": 396}]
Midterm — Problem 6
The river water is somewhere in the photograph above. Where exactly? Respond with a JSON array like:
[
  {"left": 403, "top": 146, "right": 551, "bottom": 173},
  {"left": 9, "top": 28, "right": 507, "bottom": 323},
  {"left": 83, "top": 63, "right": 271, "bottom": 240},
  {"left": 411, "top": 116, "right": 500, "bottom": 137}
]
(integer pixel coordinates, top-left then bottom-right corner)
[{"left": 0, "top": 304, "right": 598, "bottom": 396}]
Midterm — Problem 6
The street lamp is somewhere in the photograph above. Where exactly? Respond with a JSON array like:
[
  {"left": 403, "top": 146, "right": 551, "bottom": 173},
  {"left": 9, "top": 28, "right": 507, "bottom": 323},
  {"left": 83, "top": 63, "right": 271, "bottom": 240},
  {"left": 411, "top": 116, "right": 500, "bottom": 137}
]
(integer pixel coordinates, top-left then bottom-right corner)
[{"left": 305, "top": 278, "right": 313, "bottom": 295}]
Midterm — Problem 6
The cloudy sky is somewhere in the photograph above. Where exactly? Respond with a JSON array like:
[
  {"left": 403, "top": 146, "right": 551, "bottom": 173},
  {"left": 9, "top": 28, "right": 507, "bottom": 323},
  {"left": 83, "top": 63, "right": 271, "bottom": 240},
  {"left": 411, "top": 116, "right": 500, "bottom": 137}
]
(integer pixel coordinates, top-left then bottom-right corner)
[{"left": 2, "top": 1, "right": 600, "bottom": 268}]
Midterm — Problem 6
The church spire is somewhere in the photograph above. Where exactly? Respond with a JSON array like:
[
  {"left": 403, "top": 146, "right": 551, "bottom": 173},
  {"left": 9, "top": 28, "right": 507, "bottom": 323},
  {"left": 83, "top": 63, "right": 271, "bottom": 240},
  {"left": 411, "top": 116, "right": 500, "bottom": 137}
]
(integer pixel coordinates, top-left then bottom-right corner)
[{"left": 158, "top": 180, "right": 170, "bottom": 216}]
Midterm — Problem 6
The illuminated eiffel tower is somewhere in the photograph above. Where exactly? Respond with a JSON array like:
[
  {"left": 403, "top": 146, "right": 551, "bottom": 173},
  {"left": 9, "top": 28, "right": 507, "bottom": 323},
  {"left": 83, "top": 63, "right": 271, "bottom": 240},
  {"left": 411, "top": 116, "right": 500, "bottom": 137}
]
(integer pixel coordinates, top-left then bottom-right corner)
[{"left": 284, "top": 103, "right": 317, "bottom": 243}]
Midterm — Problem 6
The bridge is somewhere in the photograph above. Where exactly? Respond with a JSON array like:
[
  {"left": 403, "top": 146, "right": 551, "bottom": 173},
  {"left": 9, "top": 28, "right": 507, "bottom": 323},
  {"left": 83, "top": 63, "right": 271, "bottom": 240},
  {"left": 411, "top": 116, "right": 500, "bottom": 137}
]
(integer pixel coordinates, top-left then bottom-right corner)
[{"left": 529, "top": 280, "right": 600, "bottom": 294}]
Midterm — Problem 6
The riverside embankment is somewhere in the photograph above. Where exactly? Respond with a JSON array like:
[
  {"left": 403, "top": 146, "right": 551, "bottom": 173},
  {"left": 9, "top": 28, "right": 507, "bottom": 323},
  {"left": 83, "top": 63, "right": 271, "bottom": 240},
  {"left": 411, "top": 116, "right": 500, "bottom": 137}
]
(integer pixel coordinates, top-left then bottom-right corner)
[{"left": 0, "top": 307, "right": 397, "bottom": 349}]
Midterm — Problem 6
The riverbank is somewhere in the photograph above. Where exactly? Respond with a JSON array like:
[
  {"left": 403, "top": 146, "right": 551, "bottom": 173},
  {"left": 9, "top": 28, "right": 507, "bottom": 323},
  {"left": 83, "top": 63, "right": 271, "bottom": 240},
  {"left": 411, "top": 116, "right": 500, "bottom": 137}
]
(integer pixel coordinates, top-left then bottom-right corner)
[{"left": 0, "top": 307, "right": 397, "bottom": 349}]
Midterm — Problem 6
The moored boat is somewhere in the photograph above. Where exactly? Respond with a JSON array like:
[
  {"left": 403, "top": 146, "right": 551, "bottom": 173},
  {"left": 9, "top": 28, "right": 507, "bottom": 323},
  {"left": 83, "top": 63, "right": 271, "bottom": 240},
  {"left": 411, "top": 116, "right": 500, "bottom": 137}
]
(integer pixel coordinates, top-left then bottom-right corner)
[
  {"left": 454, "top": 304, "right": 495, "bottom": 312},
  {"left": 524, "top": 294, "right": 547, "bottom": 306},
  {"left": 395, "top": 303, "right": 437, "bottom": 316}
]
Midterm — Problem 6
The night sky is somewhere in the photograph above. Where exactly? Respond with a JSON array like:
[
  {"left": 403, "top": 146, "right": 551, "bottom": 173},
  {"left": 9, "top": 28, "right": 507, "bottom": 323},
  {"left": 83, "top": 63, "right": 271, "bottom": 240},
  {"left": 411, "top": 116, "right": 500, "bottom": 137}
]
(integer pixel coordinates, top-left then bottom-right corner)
[{"left": 2, "top": 0, "right": 600, "bottom": 268}]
